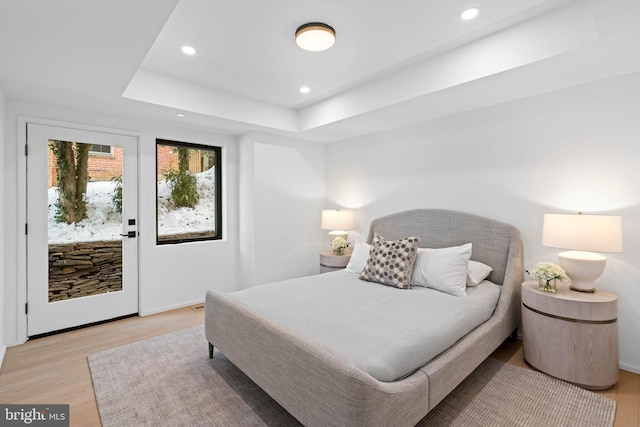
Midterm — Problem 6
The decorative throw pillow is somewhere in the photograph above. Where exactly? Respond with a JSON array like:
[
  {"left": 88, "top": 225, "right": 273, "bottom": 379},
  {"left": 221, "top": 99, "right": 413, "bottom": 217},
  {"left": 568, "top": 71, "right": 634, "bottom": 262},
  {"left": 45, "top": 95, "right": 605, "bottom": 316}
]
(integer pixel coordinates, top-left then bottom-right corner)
[
  {"left": 467, "top": 260, "right": 493, "bottom": 287},
  {"left": 411, "top": 243, "right": 472, "bottom": 296},
  {"left": 359, "top": 234, "right": 420, "bottom": 289},
  {"left": 345, "top": 240, "right": 371, "bottom": 274}
]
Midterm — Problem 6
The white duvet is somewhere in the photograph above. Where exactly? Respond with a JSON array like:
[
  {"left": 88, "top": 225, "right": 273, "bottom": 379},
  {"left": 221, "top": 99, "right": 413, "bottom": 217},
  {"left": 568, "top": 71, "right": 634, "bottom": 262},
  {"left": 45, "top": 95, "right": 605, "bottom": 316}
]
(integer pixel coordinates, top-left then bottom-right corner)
[{"left": 229, "top": 270, "right": 501, "bottom": 382}]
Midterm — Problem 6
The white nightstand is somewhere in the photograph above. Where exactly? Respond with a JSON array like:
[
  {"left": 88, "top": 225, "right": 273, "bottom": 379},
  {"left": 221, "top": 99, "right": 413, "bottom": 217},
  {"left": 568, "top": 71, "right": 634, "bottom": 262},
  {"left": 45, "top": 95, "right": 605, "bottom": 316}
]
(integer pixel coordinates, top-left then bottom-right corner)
[
  {"left": 521, "top": 280, "right": 618, "bottom": 390},
  {"left": 319, "top": 248, "right": 352, "bottom": 273}
]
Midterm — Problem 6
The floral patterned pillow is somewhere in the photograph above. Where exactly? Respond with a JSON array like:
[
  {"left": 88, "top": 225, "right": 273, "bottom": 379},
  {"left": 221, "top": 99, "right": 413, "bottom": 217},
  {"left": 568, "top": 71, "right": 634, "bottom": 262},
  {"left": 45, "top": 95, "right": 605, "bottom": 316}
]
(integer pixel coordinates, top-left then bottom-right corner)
[{"left": 359, "top": 233, "right": 420, "bottom": 289}]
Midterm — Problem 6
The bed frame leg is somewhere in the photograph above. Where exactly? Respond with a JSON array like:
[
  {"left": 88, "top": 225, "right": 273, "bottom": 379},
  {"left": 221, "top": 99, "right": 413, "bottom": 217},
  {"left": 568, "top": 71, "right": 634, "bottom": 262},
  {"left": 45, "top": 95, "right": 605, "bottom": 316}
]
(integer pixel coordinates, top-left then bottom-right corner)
[
  {"left": 208, "top": 342, "right": 214, "bottom": 359},
  {"left": 509, "top": 329, "right": 518, "bottom": 342}
]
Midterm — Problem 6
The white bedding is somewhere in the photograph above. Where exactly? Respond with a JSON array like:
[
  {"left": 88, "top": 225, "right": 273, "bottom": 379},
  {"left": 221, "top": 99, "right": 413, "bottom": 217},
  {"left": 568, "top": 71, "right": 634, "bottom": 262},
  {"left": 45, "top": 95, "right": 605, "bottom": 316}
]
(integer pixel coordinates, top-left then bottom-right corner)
[{"left": 228, "top": 270, "right": 501, "bottom": 382}]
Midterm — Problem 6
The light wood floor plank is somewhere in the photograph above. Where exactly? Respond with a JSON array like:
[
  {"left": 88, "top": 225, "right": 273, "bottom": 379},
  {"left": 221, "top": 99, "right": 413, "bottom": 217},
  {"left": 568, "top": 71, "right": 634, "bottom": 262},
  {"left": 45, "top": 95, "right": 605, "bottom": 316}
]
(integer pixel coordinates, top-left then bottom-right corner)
[
  {"left": 0, "top": 305, "right": 638, "bottom": 426},
  {"left": 0, "top": 305, "right": 204, "bottom": 426},
  {"left": 613, "top": 369, "right": 640, "bottom": 426}
]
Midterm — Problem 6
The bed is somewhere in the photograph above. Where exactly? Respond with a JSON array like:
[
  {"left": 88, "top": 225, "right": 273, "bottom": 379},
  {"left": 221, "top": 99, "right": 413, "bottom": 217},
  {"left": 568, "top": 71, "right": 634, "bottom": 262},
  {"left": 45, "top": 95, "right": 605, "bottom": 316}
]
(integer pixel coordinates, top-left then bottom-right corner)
[{"left": 205, "top": 209, "right": 523, "bottom": 426}]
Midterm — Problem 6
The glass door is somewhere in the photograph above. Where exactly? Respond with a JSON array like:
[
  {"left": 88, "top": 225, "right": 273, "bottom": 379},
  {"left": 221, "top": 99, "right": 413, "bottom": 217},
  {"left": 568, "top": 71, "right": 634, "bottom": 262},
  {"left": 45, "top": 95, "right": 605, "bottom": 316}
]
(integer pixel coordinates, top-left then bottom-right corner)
[{"left": 26, "top": 123, "right": 139, "bottom": 336}]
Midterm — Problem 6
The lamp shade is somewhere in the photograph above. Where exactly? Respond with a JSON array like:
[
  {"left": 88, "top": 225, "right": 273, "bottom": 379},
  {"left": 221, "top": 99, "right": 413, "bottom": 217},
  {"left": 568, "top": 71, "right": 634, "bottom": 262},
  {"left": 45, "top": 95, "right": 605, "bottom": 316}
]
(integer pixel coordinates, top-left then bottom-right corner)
[
  {"left": 321, "top": 209, "right": 354, "bottom": 231},
  {"left": 542, "top": 213, "right": 623, "bottom": 253}
]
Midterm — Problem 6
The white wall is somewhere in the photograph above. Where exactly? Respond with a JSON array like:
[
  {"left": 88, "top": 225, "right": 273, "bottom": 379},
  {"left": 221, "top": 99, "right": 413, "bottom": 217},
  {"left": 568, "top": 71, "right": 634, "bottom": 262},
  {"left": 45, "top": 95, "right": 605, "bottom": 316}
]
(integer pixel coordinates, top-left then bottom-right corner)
[
  {"left": 325, "top": 72, "right": 640, "bottom": 373},
  {"left": 0, "top": 87, "right": 6, "bottom": 366},
  {"left": 238, "top": 132, "right": 326, "bottom": 286},
  {"left": 3, "top": 100, "right": 239, "bottom": 345}
]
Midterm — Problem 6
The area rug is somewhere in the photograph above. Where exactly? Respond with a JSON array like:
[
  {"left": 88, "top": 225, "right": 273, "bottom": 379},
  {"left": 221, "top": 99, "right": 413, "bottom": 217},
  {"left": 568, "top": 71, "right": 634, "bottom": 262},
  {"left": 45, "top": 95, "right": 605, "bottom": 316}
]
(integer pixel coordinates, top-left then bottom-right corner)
[{"left": 88, "top": 326, "right": 616, "bottom": 427}]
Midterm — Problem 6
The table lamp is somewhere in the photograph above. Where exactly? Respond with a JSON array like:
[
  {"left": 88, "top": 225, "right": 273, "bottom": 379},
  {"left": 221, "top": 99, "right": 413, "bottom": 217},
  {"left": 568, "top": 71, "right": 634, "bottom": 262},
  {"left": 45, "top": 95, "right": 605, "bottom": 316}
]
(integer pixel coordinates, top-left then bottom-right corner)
[
  {"left": 541, "top": 213, "right": 623, "bottom": 292},
  {"left": 321, "top": 209, "right": 354, "bottom": 243}
]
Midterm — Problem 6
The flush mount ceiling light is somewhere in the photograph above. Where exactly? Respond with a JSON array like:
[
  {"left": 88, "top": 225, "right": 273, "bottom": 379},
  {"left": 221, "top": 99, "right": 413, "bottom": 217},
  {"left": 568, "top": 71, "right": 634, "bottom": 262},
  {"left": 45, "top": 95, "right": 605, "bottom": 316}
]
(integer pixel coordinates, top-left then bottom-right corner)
[
  {"left": 295, "top": 22, "right": 336, "bottom": 51},
  {"left": 300, "top": 86, "right": 310, "bottom": 94}
]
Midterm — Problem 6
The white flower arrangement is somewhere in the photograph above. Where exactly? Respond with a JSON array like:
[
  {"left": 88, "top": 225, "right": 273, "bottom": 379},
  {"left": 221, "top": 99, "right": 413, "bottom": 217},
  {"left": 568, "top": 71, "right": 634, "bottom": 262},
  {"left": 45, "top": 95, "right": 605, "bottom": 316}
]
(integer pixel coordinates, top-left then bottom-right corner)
[
  {"left": 527, "top": 262, "right": 568, "bottom": 282},
  {"left": 331, "top": 237, "right": 350, "bottom": 251}
]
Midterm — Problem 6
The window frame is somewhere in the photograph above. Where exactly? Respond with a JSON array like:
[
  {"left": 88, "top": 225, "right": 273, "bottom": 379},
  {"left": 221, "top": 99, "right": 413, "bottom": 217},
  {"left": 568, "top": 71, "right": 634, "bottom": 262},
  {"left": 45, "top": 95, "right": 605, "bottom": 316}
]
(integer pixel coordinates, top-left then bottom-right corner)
[
  {"left": 89, "top": 144, "right": 114, "bottom": 156},
  {"left": 155, "top": 138, "right": 223, "bottom": 245}
]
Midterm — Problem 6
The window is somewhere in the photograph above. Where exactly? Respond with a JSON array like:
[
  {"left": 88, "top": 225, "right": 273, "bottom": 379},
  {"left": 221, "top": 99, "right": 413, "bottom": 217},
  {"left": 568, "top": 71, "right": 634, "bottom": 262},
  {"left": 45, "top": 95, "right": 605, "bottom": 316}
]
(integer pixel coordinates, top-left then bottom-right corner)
[
  {"left": 156, "top": 139, "right": 222, "bottom": 244},
  {"left": 90, "top": 144, "right": 114, "bottom": 155}
]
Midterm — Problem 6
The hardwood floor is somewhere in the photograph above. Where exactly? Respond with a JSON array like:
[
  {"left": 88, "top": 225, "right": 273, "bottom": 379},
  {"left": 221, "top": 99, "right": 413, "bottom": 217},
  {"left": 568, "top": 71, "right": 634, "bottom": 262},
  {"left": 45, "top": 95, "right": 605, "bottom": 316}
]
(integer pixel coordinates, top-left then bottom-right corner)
[
  {"left": 1, "top": 305, "right": 638, "bottom": 426},
  {"left": 0, "top": 305, "right": 204, "bottom": 427}
]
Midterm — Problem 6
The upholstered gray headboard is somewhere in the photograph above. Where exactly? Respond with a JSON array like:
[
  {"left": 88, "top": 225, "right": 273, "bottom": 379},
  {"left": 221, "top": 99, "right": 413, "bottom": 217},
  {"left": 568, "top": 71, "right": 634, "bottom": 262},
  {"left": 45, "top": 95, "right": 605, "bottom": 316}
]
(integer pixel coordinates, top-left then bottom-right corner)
[{"left": 366, "top": 209, "right": 522, "bottom": 286}]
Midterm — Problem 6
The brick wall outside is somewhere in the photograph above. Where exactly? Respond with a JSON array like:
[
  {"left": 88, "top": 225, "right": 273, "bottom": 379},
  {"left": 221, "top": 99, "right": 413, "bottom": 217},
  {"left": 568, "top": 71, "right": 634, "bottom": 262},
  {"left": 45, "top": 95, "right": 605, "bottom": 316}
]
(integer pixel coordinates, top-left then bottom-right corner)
[
  {"left": 156, "top": 145, "right": 209, "bottom": 180},
  {"left": 157, "top": 145, "right": 178, "bottom": 180},
  {"left": 48, "top": 146, "right": 123, "bottom": 188},
  {"left": 47, "top": 143, "right": 208, "bottom": 188},
  {"left": 88, "top": 148, "right": 123, "bottom": 182},
  {"left": 47, "top": 149, "right": 56, "bottom": 188}
]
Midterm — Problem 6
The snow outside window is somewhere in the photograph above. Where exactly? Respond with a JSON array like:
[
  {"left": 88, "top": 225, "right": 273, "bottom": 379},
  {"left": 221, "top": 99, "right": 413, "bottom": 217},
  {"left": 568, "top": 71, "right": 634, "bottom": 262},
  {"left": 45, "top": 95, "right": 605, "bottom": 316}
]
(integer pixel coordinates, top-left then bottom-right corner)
[{"left": 156, "top": 139, "right": 222, "bottom": 244}]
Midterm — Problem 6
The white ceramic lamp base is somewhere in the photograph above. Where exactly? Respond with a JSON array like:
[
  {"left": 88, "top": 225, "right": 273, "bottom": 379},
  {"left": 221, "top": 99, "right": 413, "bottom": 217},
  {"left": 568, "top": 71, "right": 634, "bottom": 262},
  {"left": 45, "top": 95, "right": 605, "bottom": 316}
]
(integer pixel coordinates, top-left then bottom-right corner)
[{"left": 558, "top": 250, "right": 607, "bottom": 292}]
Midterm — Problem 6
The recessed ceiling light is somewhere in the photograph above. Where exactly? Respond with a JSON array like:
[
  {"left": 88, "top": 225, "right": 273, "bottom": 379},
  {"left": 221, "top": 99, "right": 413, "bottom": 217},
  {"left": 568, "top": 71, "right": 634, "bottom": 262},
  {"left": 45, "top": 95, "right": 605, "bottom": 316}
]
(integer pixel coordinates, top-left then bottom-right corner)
[
  {"left": 181, "top": 45, "right": 196, "bottom": 55},
  {"left": 460, "top": 8, "right": 479, "bottom": 20},
  {"left": 295, "top": 23, "right": 336, "bottom": 51},
  {"left": 300, "top": 86, "right": 310, "bottom": 94},
  {"left": 176, "top": 113, "right": 186, "bottom": 118}
]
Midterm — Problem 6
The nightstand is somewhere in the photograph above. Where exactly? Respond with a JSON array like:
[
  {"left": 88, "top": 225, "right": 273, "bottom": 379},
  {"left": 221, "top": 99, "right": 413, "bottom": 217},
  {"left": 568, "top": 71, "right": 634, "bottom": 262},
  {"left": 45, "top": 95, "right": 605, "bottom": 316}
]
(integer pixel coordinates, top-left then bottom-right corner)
[
  {"left": 319, "top": 248, "right": 352, "bottom": 273},
  {"left": 521, "top": 280, "right": 618, "bottom": 390}
]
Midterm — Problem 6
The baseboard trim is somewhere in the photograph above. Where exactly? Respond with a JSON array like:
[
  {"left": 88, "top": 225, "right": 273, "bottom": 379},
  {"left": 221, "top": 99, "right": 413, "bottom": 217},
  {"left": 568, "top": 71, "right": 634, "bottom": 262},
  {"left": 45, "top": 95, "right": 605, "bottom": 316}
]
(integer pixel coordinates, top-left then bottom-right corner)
[
  {"left": 0, "top": 345, "right": 6, "bottom": 370},
  {"left": 619, "top": 362, "right": 640, "bottom": 375},
  {"left": 139, "top": 299, "right": 204, "bottom": 317}
]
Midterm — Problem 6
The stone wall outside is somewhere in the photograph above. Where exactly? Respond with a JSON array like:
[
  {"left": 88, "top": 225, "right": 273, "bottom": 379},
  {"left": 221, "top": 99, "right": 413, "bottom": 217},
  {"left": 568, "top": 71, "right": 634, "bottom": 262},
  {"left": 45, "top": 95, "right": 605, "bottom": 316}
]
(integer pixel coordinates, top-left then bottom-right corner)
[{"left": 48, "top": 240, "right": 122, "bottom": 302}]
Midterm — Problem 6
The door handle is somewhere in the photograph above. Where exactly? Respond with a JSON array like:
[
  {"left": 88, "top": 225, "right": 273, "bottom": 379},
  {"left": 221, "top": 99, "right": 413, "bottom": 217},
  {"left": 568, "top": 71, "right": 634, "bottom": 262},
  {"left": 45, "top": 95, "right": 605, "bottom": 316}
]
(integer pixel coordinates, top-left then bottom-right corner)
[{"left": 121, "top": 231, "right": 137, "bottom": 238}]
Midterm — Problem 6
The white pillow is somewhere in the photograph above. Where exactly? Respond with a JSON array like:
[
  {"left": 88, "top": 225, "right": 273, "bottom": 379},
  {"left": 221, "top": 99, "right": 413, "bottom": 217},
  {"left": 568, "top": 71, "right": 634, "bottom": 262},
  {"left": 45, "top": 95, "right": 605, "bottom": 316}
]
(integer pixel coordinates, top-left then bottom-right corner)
[
  {"left": 345, "top": 240, "right": 371, "bottom": 274},
  {"left": 411, "top": 243, "right": 472, "bottom": 297},
  {"left": 467, "top": 260, "right": 493, "bottom": 287}
]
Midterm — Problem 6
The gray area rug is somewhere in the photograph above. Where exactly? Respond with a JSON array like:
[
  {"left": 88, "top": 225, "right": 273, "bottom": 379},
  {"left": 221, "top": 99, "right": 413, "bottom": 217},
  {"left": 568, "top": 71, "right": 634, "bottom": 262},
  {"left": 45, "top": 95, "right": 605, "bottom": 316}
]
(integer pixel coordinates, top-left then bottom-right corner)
[{"left": 88, "top": 326, "right": 616, "bottom": 427}]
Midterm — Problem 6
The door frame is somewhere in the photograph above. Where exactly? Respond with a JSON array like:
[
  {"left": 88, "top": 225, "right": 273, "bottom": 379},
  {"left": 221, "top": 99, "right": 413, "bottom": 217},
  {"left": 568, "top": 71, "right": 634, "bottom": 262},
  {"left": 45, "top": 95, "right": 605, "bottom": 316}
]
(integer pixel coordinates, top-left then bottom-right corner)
[{"left": 16, "top": 116, "right": 141, "bottom": 343}]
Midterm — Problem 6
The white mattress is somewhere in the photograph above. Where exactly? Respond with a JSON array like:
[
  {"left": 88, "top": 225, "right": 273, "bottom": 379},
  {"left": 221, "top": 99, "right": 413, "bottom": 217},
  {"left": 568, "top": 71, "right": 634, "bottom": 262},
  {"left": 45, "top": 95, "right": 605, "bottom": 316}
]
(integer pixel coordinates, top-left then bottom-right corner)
[{"left": 228, "top": 270, "right": 501, "bottom": 382}]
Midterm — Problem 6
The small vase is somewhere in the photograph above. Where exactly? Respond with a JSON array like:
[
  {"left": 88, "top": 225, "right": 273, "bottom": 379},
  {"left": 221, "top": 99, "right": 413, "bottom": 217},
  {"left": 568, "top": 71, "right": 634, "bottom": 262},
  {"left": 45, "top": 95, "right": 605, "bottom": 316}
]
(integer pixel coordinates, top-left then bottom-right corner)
[
  {"left": 538, "top": 278, "right": 557, "bottom": 293},
  {"left": 333, "top": 248, "right": 344, "bottom": 256}
]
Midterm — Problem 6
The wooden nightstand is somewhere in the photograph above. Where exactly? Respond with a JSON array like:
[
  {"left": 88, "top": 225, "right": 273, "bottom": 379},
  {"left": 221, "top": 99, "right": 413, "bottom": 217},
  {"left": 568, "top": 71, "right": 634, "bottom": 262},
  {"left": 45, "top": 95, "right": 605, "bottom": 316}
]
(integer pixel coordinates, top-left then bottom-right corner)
[
  {"left": 319, "top": 248, "right": 352, "bottom": 273},
  {"left": 521, "top": 280, "right": 618, "bottom": 390}
]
